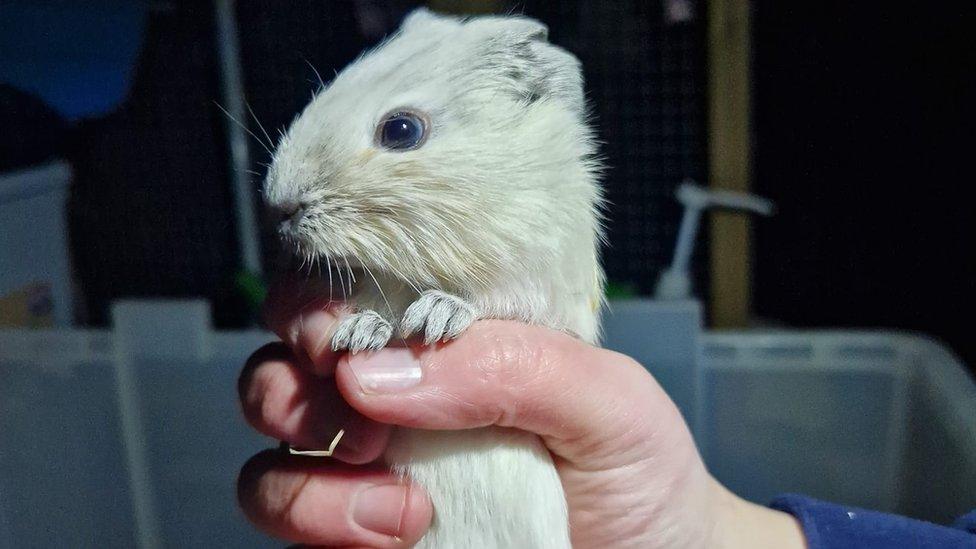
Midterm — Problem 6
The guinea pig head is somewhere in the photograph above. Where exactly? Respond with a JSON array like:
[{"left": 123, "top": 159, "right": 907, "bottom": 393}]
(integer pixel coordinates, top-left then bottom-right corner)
[{"left": 265, "top": 8, "right": 600, "bottom": 289}]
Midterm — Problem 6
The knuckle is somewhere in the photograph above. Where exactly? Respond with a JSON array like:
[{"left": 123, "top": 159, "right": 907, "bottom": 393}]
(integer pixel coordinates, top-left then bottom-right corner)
[
  {"left": 240, "top": 343, "right": 290, "bottom": 401},
  {"left": 246, "top": 363, "right": 297, "bottom": 430},
  {"left": 468, "top": 322, "right": 551, "bottom": 379},
  {"left": 459, "top": 322, "right": 560, "bottom": 425},
  {"left": 236, "top": 450, "right": 280, "bottom": 516},
  {"left": 280, "top": 478, "right": 353, "bottom": 542},
  {"left": 237, "top": 452, "right": 323, "bottom": 539}
]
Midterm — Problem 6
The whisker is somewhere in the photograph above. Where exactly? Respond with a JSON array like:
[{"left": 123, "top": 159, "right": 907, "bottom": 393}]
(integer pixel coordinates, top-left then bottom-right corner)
[
  {"left": 288, "top": 271, "right": 328, "bottom": 320},
  {"left": 213, "top": 101, "right": 273, "bottom": 156},
  {"left": 326, "top": 253, "right": 334, "bottom": 304},
  {"left": 343, "top": 256, "right": 356, "bottom": 288},
  {"left": 334, "top": 257, "right": 347, "bottom": 301},
  {"left": 384, "top": 261, "right": 422, "bottom": 294},
  {"left": 245, "top": 100, "right": 276, "bottom": 151},
  {"left": 305, "top": 250, "right": 315, "bottom": 279},
  {"left": 362, "top": 262, "right": 407, "bottom": 346},
  {"left": 344, "top": 258, "right": 354, "bottom": 297},
  {"left": 349, "top": 263, "right": 354, "bottom": 298},
  {"left": 302, "top": 56, "right": 327, "bottom": 90}
]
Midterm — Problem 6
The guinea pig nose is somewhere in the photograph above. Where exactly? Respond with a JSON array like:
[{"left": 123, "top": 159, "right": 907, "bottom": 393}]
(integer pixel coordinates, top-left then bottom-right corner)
[{"left": 273, "top": 200, "right": 305, "bottom": 229}]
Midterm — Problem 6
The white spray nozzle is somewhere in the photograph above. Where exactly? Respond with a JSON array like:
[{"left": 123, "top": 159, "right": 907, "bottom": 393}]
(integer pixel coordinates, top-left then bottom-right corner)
[
  {"left": 655, "top": 180, "right": 775, "bottom": 301},
  {"left": 675, "top": 182, "right": 775, "bottom": 215}
]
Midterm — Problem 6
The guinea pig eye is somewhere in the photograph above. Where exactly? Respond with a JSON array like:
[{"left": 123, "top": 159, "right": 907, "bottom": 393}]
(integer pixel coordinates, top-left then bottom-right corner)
[{"left": 376, "top": 110, "right": 428, "bottom": 150}]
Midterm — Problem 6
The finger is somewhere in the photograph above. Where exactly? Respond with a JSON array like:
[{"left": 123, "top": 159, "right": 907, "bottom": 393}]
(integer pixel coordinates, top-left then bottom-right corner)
[
  {"left": 263, "top": 274, "right": 351, "bottom": 376},
  {"left": 334, "top": 320, "right": 694, "bottom": 471},
  {"left": 240, "top": 343, "right": 392, "bottom": 464},
  {"left": 238, "top": 450, "right": 432, "bottom": 548}
]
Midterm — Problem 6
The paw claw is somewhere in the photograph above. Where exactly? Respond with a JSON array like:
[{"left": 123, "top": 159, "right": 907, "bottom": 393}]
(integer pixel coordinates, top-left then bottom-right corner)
[
  {"left": 444, "top": 308, "right": 476, "bottom": 340},
  {"left": 331, "top": 310, "right": 393, "bottom": 353},
  {"left": 331, "top": 322, "right": 353, "bottom": 352},
  {"left": 402, "top": 291, "right": 477, "bottom": 345}
]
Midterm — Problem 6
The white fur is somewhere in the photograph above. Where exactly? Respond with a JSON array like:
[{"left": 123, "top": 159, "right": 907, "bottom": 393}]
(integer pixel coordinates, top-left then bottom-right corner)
[{"left": 265, "top": 9, "right": 605, "bottom": 548}]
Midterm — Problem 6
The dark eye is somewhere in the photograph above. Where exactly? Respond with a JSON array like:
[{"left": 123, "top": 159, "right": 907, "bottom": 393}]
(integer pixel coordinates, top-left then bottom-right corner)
[{"left": 376, "top": 110, "right": 428, "bottom": 150}]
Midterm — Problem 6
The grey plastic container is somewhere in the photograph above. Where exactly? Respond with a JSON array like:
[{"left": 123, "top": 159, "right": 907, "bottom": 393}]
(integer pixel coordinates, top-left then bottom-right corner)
[
  {"left": 0, "top": 300, "right": 973, "bottom": 547},
  {"left": 0, "top": 162, "right": 75, "bottom": 326},
  {"left": 700, "top": 331, "right": 976, "bottom": 524}
]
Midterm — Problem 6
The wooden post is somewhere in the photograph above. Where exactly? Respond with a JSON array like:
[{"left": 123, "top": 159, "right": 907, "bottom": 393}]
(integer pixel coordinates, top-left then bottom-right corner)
[{"left": 707, "top": 0, "right": 753, "bottom": 328}]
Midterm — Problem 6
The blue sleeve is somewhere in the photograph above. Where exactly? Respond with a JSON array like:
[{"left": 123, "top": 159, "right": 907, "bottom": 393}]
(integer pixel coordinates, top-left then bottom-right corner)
[
  {"left": 770, "top": 494, "right": 976, "bottom": 548},
  {"left": 954, "top": 510, "right": 976, "bottom": 535}
]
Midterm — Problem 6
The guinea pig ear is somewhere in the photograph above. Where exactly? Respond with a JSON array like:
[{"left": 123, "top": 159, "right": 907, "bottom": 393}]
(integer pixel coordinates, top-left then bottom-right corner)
[
  {"left": 468, "top": 15, "right": 549, "bottom": 43},
  {"left": 486, "top": 16, "right": 549, "bottom": 42},
  {"left": 472, "top": 17, "right": 583, "bottom": 114},
  {"left": 401, "top": 7, "right": 437, "bottom": 29},
  {"left": 522, "top": 41, "right": 585, "bottom": 114},
  {"left": 400, "top": 7, "right": 460, "bottom": 34}
]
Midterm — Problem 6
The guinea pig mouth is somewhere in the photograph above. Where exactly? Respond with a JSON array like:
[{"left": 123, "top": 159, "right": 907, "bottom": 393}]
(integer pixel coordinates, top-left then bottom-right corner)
[
  {"left": 280, "top": 251, "right": 366, "bottom": 281},
  {"left": 277, "top": 227, "right": 362, "bottom": 267},
  {"left": 334, "top": 256, "right": 365, "bottom": 269}
]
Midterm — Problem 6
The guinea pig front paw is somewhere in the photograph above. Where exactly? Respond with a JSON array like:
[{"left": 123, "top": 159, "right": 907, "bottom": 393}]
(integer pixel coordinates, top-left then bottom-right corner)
[
  {"left": 331, "top": 310, "right": 393, "bottom": 353},
  {"left": 401, "top": 290, "right": 478, "bottom": 345}
]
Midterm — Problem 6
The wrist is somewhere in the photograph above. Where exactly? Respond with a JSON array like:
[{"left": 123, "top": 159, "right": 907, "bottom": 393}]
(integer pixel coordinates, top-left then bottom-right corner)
[{"left": 708, "top": 478, "right": 808, "bottom": 549}]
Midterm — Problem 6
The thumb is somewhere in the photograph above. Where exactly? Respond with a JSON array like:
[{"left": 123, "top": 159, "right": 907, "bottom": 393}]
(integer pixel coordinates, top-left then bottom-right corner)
[{"left": 334, "top": 320, "right": 695, "bottom": 472}]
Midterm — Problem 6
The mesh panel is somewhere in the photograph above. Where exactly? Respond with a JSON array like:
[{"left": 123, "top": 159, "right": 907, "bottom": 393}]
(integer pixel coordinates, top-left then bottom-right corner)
[
  {"left": 237, "top": 0, "right": 709, "bottom": 294},
  {"left": 529, "top": 1, "right": 708, "bottom": 294},
  {"left": 66, "top": 0, "right": 707, "bottom": 324}
]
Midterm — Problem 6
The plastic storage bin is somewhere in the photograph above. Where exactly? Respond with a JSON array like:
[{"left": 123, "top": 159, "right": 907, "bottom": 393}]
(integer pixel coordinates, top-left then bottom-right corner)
[
  {"left": 0, "top": 300, "right": 974, "bottom": 547},
  {"left": 0, "top": 162, "right": 74, "bottom": 326},
  {"left": 601, "top": 299, "right": 702, "bottom": 432},
  {"left": 700, "top": 332, "right": 976, "bottom": 524}
]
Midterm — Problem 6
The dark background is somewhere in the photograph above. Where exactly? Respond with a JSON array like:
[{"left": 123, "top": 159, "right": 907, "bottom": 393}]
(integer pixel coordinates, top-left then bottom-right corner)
[
  {"left": 753, "top": 3, "right": 975, "bottom": 366},
  {"left": 1, "top": 1, "right": 973, "bottom": 367},
  {"left": 43, "top": 0, "right": 709, "bottom": 324}
]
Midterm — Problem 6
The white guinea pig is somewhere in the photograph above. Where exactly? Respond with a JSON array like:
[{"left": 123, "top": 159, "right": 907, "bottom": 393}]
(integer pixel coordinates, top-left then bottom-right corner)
[{"left": 265, "top": 8, "right": 605, "bottom": 548}]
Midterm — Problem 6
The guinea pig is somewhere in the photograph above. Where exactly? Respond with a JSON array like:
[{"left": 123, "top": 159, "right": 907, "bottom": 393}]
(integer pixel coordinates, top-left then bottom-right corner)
[{"left": 265, "top": 8, "right": 604, "bottom": 548}]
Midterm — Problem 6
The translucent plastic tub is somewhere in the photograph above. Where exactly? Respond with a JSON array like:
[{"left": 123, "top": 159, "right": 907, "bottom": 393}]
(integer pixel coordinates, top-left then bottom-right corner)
[
  {"left": 699, "top": 331, "right": 976, "bottom": 524},
  {"left": 0, "top": 300, "right": 973, "bottom": 547},
  {"left": 0, "top": 162, "right": 74, "bottom": 326}
]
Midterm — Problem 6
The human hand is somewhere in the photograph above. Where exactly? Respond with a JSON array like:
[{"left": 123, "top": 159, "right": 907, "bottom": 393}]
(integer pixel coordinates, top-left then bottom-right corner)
[{"left": 237, "top": 277, "right": 807, "bottom": 548}]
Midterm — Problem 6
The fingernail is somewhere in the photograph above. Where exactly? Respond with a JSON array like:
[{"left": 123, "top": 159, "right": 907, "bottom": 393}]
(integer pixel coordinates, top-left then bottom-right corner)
[
  {"left": 352, "top": 484, "right": 408, "bottom": 537},
  {"left": 298, "top": 308, "right": 337, "bottom": 340},
  {"left": 276, "top": 306, "right": 330, "bottom": 349},
  {"left": 294, "top": 309, "right": 342, "bottom": 366},
  {"left": 347, "top": 348, "right": 422, "bottom": 393}
]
